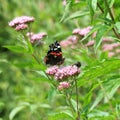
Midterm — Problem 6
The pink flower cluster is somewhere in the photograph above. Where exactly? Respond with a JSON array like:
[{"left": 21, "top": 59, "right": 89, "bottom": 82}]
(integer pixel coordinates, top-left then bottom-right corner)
[
  {"left": 73, "top": 26, "right": 92, "bottom": 36},
  {"left": 46, "top": 66, "right": 59, "bottom": 75},
  {"left": 8, "top": 16, "right": 35, "bottom": 31},
  {"left": 27, "top": 32, "right": 47, "bottom": 44},
  {"left": 57, "top": 82, "right": 70, "bottom": 90},
  {"left": 60, "top": 27, "right": 93, "bottom": 48},
  {"left": 85, "top": 37, "right": 120, "bottom": 57},
  {"left": 86, "top": 40, "right": 95, "bottom": 47},
  {"left": 60, "top": 36, "right": 78, "bottom": 47},
  {"left": 102, "top": 43, "right": 120, "bottom": 57},
  {"left": 46, "top": 65, "right": 80, "bottom": 80}
]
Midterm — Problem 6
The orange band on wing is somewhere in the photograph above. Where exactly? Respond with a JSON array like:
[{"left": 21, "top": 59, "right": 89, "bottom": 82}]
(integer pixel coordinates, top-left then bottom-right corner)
[{"left": 51, "top": 52, "right": 62, "bottom": 56}]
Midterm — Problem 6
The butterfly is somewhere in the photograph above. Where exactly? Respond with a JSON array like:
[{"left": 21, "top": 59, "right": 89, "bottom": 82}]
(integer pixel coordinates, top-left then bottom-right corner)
[{"left": 44, "top": 41, "right": 65, "bottom": 65}]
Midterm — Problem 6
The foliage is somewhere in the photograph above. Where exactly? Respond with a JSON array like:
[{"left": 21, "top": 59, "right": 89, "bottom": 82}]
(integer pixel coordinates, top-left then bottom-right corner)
[{"left": 0, "top": 0, "right": 120, "bottom": 120}]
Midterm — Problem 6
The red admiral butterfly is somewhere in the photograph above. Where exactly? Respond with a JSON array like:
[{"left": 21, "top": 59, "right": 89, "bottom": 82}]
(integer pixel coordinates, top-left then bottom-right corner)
[{"left": 44, "top": 41, "right": 65, "bottom": 65}]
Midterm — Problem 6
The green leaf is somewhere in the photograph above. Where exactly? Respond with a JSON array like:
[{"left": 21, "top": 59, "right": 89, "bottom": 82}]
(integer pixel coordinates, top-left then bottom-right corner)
[
  {"left": 35, "top": 70, "right": 48, "bottom": 79},
  {"left": 64, "top": 11, "right": 89, "bottom": 22},
  {"left": 78, "top": 59, "right": 120, "bottom": 87},
  {"left": 91, "top": 75, "right": 120, "bottom": 110},
  {"left": 0, "top": 70, "right": 2, "bottom": 74},
  {"left": 9, "top": 102, "right": 30, "bottom": 120},
  {"left": 9, "top": 106, "right": 26, "bottom": 120},
  {"left": 115, "top": 22, "right": 120, "bottom": 33},
  {"left": 91, "top": 0, "right": 97, "bottom": 12},
  {"left": 70, "top": 98, "right": 77, "bottom": 112},
  {"left": 60, "top": 1, "right": 71, "bottom": 22},
  {"left": 108, "top": 0, "right": 115, "bottom": 8},
  {"left": 48, "top": 112, "right": 74, "bottom": 120},
  {"left": 94, "top": 25, "right": 109, "bottom": 51},
  {"left": 4, "top": 45, "right": 28, "bottom": 53},
  {"left": 88, "top": 109, "right": 109, "bottom": 118},
  {"left": 87, "top": 0, "right": 97, "bottom": 21}
]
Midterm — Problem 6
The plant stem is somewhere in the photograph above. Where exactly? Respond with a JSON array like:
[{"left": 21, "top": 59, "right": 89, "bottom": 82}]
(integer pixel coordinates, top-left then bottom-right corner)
[
  {"left": 97, "top": 2, "right": 120, "bottom": 39},
  {"left": 66, "top": 93, "right": 76, "bottom": 113},
  {"left": 75, "top": 79, "right": 80, "bottom": 120}
]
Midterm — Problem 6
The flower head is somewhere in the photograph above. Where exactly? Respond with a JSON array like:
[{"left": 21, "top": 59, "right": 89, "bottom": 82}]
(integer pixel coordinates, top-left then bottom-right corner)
[
  {"left": 60, "top": 36, "right": 78, "bottom": 47},
  {"left": 27, "top": 32, "right": 47, "bottom": 44},
  {"left": 15, "top": 24, "right": 28, "bottom": 31},
  {"left": 86, "top": 40, "right": 95, "bottom": 47},
  {"left": 8, "top": 16, "right": 35, "bottom": 27},
  {"left": 102, "top": 44, "right": 114, "bottom": 51},
  {"left": 73, "top": 26, "right": 92, "bottom": 36},
  {"left": 30, "top": 32, "right": 47, "bottom": 43},
  {"left": 46, "top": 66, "right": 59, "bottom": 75},
  {"left": 57, "top": 81, "right": 70, "bottom": 90},
  {"left": 54, "top": 65, "right": 80, "bottom": 80}
]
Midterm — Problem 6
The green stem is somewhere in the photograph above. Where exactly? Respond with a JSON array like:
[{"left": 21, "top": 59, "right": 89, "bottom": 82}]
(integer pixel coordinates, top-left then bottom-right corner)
[
  {"left": 65, "top": 92, "right": 76, "bottom": 113},
  {"left": 75, "top": 79, "right": 80, "bottom": 120},
  {"left": 97, "top": 2, "right": 120, "bottom": 39}
]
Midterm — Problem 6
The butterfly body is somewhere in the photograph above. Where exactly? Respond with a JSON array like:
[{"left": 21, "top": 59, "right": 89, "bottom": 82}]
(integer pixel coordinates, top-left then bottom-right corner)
[{"left": 44, "top": 41, "right": 65, "bottom": 65}]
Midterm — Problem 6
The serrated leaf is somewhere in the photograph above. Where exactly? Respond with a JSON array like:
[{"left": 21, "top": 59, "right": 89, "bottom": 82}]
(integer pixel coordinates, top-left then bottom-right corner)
[
  {"left": 64, "top": 11, "right": 89, "bottom": 22},
  {"left": 4, "top": 45, "right": 28, "bottom": 53},
  {"left": 94, "top": 25, "right": 109, "bottom": 51}
]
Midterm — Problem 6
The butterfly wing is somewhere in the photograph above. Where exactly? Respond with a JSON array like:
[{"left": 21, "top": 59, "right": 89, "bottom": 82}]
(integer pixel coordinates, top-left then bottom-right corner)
[{"left": 44, "top": 41, "right": 64, "bottom": 65}]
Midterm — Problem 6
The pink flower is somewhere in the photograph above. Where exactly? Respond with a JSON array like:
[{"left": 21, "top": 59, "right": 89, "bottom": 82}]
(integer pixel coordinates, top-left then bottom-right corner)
[
  {"left": 27, "top": 32, "right": 47, "bottom": 44},
  {"left": 86, "top": 40, "right": 95, "bottom": 47},
  {"left": 15, "top": 24, "right": 28, "bottom": 31},
  {"left": 72, "top": 28, "right": 81, "bottom": 35},
  {"left": 30, "top": 32, "right": 47, "bottom": 43},
  {"left": 55, "top": 65, "right": 80, "bottom": 80},
  {"left": 57, "top": 82, "right": 70, "bottom": 90},
  {"left": 8, "top": 16, "right": 35, "bottom": 27},
  {"left": 102, "top": 37, "right": 113, "bottom": 43},
  {"left": 108, "top": 52, "right": 115, "bottom": 57},
  {"left": 73, "top": 27, "right": 92, "bottom": 36},
  {"left": 102, "top": 44, "right": 114, "bottom": 51},
  {"left": 111, "top": 43, "right": 120, "bottom": 48},
  {"left": 60, "top": 36, "right": 78, "bottom": 47},
  {"left": 79, "top": 26, "right": 92, "bottom": 36},
  {"left": 46, "top": 66, "right": 59, "bottom": 75}
]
